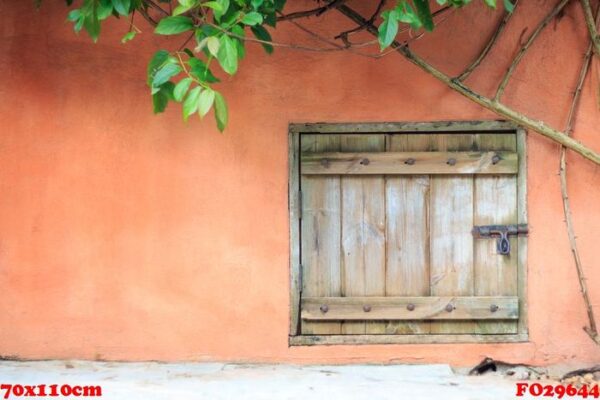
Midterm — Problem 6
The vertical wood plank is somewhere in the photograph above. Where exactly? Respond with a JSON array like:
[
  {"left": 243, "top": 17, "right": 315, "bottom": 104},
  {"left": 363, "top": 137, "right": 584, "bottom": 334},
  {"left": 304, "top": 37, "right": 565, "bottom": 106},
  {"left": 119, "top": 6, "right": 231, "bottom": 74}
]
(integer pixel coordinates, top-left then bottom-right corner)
[
  {"left": 473, "top": 134, "right": 518, "bottom": 334},
  {"left": 340, "top": 135, "right": 386, "bottom": 334},
  {"left": 385, "top": 134, "right": 431, "bottom": 334},
  {"left": 300, "top": 135, "right": 342, "bottom": 334},
  {"left": 289, "top": 130, "right": 301, "bottom": 336},
  {"left": 429, "top": 134, "right": 476, "bottom": 334},
  {"left": 517, "top": 128, "right": 528, "bottom": 336}
]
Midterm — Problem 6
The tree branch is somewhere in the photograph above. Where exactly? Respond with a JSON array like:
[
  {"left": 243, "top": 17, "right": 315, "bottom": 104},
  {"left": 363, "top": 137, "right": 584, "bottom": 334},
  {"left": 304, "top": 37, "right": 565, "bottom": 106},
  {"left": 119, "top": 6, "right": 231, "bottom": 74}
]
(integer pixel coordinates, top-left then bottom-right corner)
[
  {"left": 494, "top": 0, "right": 571, "bottom": 101},
  {"left": 277, "top": 0, "right": 347, "bottom": 21},
  {"left": 560, "top": 5, "right": 600, "bottom": 345},
  {"left": 336, "top": 3, "right": 600, "bottom": 165},
  {"left": 456, "top": 0, "right": 519, "bottom": 81},
  {"left": 580, "top": 0, "right": 600, "bottom": 56}
]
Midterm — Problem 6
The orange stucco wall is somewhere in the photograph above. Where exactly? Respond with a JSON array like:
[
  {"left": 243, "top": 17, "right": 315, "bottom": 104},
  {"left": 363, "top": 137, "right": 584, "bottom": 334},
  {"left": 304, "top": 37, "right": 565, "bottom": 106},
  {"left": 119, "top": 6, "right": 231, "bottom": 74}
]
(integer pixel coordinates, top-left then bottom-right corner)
[{"left": 1, "top": 1, "right": 599, "bottom": 366}]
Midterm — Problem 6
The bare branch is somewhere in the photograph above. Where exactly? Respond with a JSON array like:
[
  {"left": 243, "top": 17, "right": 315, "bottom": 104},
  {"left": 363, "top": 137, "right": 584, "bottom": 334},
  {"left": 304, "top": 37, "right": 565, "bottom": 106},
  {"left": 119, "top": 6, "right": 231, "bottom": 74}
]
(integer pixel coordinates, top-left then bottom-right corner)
[
  {"left": 456, "top": 0, "right": 519, "bottom": 81},
  {"left": 580, "top": 0, "right": 600, "bottom": 56},
  {"left": 560, "top": 3, "right": 600, "bottom": 344},
  {"left": 335, "top": 0, "right": 387, "bottom": 40},
  {"left": 494, "top": 0, "right": 571, "bottom": 101},
  {"left": 336, "top": 3, "right": 600, "bottom": 165},
  {"left": 277, "top": 0, "right": 347, "bottom": 22}
]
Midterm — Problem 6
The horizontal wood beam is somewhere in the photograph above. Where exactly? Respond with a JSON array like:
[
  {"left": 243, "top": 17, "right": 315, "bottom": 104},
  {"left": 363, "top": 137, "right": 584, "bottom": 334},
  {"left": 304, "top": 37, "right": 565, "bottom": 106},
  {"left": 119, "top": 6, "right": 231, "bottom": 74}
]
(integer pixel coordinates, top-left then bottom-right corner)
[
  {"left": 290, "top": 333, "right": 529, "bottom": 345},
  {"left": 301, "top": 151, "right": 518, "bottom": 175},
  {"left": 301, "top": 296, "right": 519, "bottom": 321},
  {"left": 289, "top": 120, "right": 517, "bottom": 133}
]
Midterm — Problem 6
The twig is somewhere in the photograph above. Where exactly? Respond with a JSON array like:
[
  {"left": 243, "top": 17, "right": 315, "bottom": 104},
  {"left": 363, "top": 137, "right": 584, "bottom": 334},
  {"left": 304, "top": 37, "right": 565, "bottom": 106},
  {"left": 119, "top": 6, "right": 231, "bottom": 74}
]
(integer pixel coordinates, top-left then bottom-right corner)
[
  {"left": 580, "top": 0, "right": 600, "bottom": 56},
  {"left": 336, "top": 3, "right": 600, "bottom": 164},
  {"left": 277, "top": 0, "right": 347, "bottom": 21},
  {"left": 456, "top": 0, "right": 519, "bottom": 81},
  {"left": 335, "top": 0, "right": 387, "bottom": 39},
  {"left": 142, "top": 0, "right": 170, "bottom": 16},
  {"left": 494, "top": 0, "right": 571, "bottom": 101},
  {"left": 559, "top": 4, "right": 600, "bottom": 345}
]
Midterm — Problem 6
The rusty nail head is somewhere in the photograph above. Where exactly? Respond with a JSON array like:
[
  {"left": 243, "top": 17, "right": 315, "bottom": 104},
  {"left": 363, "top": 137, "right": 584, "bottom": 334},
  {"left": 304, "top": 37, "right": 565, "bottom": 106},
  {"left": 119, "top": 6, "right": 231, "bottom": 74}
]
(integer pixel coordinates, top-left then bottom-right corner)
[
  {"left": 490, "top": 304, "right": 499, "bottom": 313},
  {"left": 492, "top": 154, "right": 501, "bottom": 164},
  {"left": 407, "top": 303, "right": 415, "bottom": 311},
  {"left": 363, "top": 305, "right": 372, "bottom": 312},
  {"left": 319, "top": 305, "right": 329, "bottom": 313},
  {"left": 445, "top": 304, "right": 454, "bottom": 312},
  {"left": 360, "top": 158, "right": 370, "bottom": 166},
  {"left": 405, "top": 158, "right": 416, "bottom": 165},
  {"left": 447, "top": 158, "right": 457, "bottom": 166},
  {"left": 320, "top": 159, "right": 330, "bottom": 168}
]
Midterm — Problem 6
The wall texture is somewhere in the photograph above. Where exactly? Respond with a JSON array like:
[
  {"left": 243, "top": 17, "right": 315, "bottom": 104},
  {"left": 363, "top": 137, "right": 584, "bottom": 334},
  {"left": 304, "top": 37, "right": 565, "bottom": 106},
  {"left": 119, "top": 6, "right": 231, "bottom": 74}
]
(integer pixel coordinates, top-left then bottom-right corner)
[{"left": 1, "top": 0, "right": 599, "bottom": 366}]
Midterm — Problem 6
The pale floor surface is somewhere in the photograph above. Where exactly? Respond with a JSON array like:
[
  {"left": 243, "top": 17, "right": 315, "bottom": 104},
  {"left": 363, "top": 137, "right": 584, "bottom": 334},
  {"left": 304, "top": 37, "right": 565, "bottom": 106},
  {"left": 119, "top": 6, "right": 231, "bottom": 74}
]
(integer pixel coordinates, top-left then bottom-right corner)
[{"left": 0, "top": 361, "right": 543, "bottom": 399}]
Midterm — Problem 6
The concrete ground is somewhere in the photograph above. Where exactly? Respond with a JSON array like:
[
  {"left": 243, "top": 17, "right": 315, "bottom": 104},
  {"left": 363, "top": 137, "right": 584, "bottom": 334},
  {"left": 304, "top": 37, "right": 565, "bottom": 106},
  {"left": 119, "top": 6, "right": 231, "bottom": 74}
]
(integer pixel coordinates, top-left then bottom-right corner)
[{"left": 0, "top": 361, "right": 546, "bottom": 399}]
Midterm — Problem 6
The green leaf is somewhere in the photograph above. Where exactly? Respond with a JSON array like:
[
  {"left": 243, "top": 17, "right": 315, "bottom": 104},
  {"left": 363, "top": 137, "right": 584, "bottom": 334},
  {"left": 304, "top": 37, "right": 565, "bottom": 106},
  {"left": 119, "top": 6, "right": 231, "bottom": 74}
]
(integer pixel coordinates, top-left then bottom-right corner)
[
  {"left": 83, "top": 13, "right": 101, "bottom": 42},
  {"left": 189, "top": 58, "right": 220, "bottom": 83},
  {"left": 152, "top": 82, "right": 175, "bottom": 114},
  {"left": 503, "top": 0, "right": 515, "bottom": 12},
  {"left": 202, "top": 1, "right": 223, "bottom": 12},
  {"left": 111, "top": 0, "right": 131, "bottom": 15},
  {"left": 183, "top": 86, "right": 202, "bottom": 121},
  {"left": 174, "top": 77, "right": 193, "bottom": 102},
  {"left": 213, "top": 91, "right": 228, "bottom": 132},
  {"left": 217, "top": 34, "right": 238, "bottom": 75},
  {"left": 396, "top": 1, "right": 422, "bottom": 30},
  {"left": 241, "top": 11, "right": 263, "bottom": 26},
  {"left": 214, "top": 0, "right": 230, "bottom": 20},
  {"left": 207, "top": 36, "right": 220, "bottom": 57},
  {"left": 251, "top": 25, "right": 273, "bottom": 54},
  {"left": 152, "top": 63, "right": 182, "bottom": 88},
  {"left": 155, "top": 16, "right": 194, "bottom": 35},
  {"left": 413, "top": 0, "right": 434, "bottom": 31},
  {"left": 483, "top": 0, "right": 496, "bottom": 7},
  {"left": 251, "top": 0, "right": 264, "bottom": 9},
  {"left": 67, "top": 9, "right": 81, "bottom": 22},
  {"left": 121, "top": 31, "right": 137, "bottom": 43},
  {"left": 198, "top": 88, "right": 215, "bottom": 118},
  {"left": 98, "top": 0, "right": 114, "bottom": 20},
  {"left": 147, "top": 50, "right": 171, "bottom": 85},
  {"left": 378, "top": 10, "right": 398, "bottom": 49}
]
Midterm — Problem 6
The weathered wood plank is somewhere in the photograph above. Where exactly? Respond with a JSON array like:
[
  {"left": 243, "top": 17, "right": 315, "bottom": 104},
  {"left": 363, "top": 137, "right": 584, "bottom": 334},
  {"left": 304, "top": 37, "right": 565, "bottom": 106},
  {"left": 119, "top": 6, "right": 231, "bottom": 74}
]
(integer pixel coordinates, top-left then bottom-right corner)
[
  {"left": 290, "top": 333, "right": 529, "bottom": 345},
  {"left": 430, "top": 134, "right": 476, "bottom": 334},
  {"left": 474, "top": 134, "right": 518, "bottom": 334},
  {"left": 300, "top": 135, "right": 342, "bottom": 335},
  {"left": 517, "top": 128, "right": 529, "bottom": 337},
  {"left": 302, "top": 296, "right": 518, "bottom": 321},
  {"left": 301, "top": 151, "right": 518, "bottom": 175},
  {"left": 340, "top": 134, "right": 386, "bottom": 334},
  {"left": 385, "top": 134, "right": 431, "bottom": 334},
  {"left": 290, "top": 120, "right": 517, "bottom": 133},
  {"left": 289, "top": 130, "right": 301, "bottom": 335}
]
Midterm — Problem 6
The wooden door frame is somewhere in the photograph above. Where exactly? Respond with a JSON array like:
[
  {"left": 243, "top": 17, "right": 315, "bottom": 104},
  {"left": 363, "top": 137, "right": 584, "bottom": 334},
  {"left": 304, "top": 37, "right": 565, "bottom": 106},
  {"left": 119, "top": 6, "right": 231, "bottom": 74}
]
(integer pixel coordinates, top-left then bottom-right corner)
[{"left": 288, "top": 121, "right": 528, "bottom": 345}]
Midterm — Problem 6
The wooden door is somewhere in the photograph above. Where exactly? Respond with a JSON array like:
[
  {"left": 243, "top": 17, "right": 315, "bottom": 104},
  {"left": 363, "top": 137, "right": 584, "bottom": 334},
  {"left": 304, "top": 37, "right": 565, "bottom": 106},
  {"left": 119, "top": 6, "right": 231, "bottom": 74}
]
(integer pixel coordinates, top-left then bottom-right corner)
[{"left": 297, "top": 131, "right": 523, "bottom": 337}]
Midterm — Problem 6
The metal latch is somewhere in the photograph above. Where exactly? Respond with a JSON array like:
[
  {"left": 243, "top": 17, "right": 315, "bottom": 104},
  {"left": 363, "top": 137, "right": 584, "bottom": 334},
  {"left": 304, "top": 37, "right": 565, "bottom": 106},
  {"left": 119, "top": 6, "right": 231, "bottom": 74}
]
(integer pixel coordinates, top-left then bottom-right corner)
[{"left": 472, "top": 224, "right": 529, "bottom": 255}]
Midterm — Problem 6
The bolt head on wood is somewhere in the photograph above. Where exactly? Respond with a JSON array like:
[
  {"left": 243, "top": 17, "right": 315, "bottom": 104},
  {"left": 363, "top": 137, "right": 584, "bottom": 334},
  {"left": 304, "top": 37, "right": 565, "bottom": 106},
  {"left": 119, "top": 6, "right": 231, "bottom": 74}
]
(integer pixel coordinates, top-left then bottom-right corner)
[
  {"left": 492, "top": 154, "right": 501, "bottom": 164},
  {"left": 445, "top": 304, "right": 454, "bottom": 312},
  {"left": 363, "top": 305, "right": 372, "bottom": 312},
  {"left": 319, "top": 305, "right": 329, "bottom": 313},
  {"left": 360, "top": 158, "right": 370, "bottom": 165},
  {"left": 447, "top": 158, "right": 457, "bottom": 166},
  {"left": 406, "top": 303, "right": 415, "bottom": 311},
  {"left": 490, "top": 304, "right": 499, "bottom": 313},
  {"left": 404, "top": 158, "right": 416, "bottom": 165},
  {"left": 320, "top": 159, "right": 330, "bottom": 168}
]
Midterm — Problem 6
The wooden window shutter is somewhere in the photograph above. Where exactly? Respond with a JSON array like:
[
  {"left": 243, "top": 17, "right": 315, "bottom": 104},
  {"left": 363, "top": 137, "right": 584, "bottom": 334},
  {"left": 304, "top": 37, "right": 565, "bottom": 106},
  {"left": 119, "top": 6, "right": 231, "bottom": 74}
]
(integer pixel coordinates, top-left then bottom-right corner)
[{"left": 289, "top": 122, "right": 528, "bottom": 345}]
